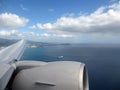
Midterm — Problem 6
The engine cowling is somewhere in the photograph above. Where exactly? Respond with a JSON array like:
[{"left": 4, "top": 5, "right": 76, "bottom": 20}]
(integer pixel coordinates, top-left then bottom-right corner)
[{"left": 12, "top": 61, "right": 89, "bottom": 90}]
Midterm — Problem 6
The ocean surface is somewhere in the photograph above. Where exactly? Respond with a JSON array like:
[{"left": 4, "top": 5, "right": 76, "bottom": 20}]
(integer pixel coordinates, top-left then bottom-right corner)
[{"left": 21, "top": 44, "right": 120, "bottom": 90}]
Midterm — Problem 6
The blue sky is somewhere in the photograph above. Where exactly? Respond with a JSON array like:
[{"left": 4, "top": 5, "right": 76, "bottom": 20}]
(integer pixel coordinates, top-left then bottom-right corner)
[{"left": 0, "top": 0, "right": 120, "bottom": 43}]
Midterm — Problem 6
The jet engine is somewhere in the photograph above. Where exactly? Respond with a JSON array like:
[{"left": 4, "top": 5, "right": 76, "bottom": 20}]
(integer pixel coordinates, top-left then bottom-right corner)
[{"left": 12, "top": 61, "right": 89, "bottom": 90}]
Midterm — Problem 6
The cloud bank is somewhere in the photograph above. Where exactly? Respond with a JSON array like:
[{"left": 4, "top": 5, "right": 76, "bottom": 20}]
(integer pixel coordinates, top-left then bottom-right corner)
[
  {"left": 1, "top": 2, "right": 120, "bottom": 43},
  {"left": 0, "top": 29, "right": 74, "bottom": 42},
  {"left": 0, "top": 30, "right": 18, "bottom": 36},
  {"left": 0, "top": 13, "right": 29, "bottom": 28},
  {"left": 30, "top": 2, "right": 120, "bottom": 34}
]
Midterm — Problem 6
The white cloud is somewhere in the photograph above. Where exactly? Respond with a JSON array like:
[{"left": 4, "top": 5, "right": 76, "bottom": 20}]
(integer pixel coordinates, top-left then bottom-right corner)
[
  {"left": 2, "top": 2, "right": 120, "bottom": 43},
  {"left": 52, "top": 34, "right": 74, "bottom": 38},
  {"left": 40, "top": 33, "right": 51, "bottom": 37},
  {"left": 63, "top": 13, "right": 76, "bottom": 17},
  {"left": 29, "top": 2, "right": 120, "bottom": 35},
  {"left": 0, "top": 29, "right": 74, "bottom": 42},
  {"left": 20, "top": 4, "right": 28, "bottom": 11},
  {"left": 48, "top": 9, "right": 54, "bottom": 12},
  {"left": 0, "top": 13, "right": 29, "bottom": 28},
  {"left": 0, "top": 30, "right": 18, "bottom": 36},
  {"left": 24, "top": 32, "right": 74, "bottom": 38},
  {"left": 29, "top": 25, "right": 37, "bottom": 29}
]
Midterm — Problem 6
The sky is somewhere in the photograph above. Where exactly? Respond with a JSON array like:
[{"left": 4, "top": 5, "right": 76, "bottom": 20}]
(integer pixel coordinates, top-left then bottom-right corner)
[{"left": 0, "top": 0, "right": 120, "bottom": 43}]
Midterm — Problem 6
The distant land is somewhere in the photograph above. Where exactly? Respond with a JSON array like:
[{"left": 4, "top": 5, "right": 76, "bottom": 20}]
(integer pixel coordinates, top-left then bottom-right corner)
[
  {"left": 0, "top": 38, "right": 120, "bottom": 49},
  {"left": 0, "top": 38, "right": 70, "bottom": 48}
]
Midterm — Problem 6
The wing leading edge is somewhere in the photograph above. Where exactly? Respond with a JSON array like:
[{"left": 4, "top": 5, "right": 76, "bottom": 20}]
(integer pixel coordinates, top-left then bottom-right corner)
[
  {"left": 0, "top": 39, "right": 26, "bottom": 64},
  {"left": 0, "top": 39, "right": 26, "bottom": 90}
]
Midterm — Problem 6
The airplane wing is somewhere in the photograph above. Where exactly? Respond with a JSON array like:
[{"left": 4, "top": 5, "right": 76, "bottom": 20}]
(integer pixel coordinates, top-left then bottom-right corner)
[
  {"left": 0, "top": 40, "right": 26, "bottom": 90},
  {"left": 0, "top": 40, "right": 26, "bottom": 64}
]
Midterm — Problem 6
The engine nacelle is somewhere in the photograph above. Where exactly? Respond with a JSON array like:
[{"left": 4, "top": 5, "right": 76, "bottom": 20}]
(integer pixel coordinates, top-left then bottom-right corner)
[{"left": 12, "top": 61, "right": 89, "bottom": 90}]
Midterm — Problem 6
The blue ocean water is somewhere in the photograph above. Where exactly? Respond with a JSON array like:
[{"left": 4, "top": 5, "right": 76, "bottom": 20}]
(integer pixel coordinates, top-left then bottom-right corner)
[{"left": 21, "top": 44, "right": 120, "bottom": 90}]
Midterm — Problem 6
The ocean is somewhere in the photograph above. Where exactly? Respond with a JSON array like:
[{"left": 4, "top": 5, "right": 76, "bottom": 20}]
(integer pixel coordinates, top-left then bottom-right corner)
[{"left": 21, "top": 44, "right": 120, "bottom": 90}]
